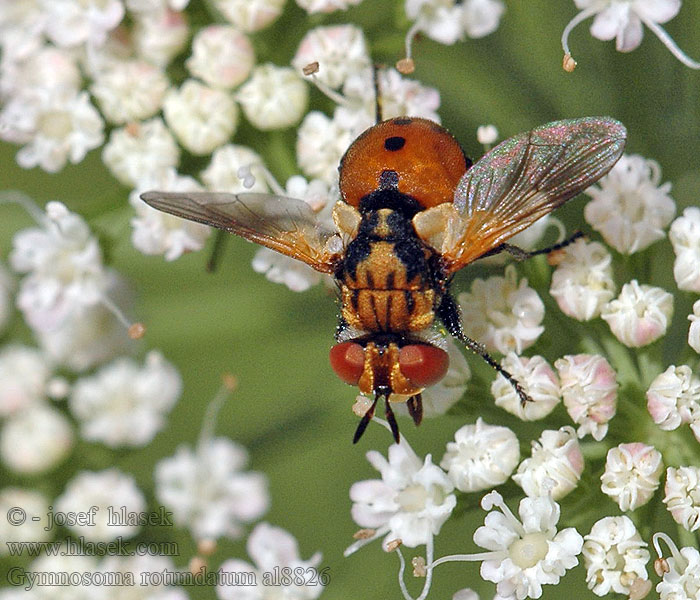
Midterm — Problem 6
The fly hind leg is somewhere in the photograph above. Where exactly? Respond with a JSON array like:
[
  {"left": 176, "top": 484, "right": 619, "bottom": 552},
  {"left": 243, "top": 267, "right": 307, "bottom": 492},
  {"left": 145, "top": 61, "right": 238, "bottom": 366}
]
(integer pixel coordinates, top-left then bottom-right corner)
[
  {"left": 479, "top": 231, "right": 584, "bottom": 262},
  {"left": 436, "top": 292, "right": 531, "bottom": 406}
]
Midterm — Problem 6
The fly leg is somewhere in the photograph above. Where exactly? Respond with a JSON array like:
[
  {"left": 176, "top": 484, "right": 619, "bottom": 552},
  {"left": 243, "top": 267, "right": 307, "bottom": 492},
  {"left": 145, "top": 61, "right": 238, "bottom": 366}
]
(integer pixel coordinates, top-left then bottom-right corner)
[
  {"left": 436, "top": 292, "right": 531, "bottom": 406},
  {"left": 384, "top": 398, "right": 400, "bottom": 444},
  {"left": 478, "top": 231, "right": 584, "bottom": 261},
  {"left": 407, "top": 393, "right": 423, "bottom": 426},
  {"left": 353, "top": 395, "right": 379, "bottom": 444},
  {"left": 205, "top": 230, "right": 228, "bottom": 272}
]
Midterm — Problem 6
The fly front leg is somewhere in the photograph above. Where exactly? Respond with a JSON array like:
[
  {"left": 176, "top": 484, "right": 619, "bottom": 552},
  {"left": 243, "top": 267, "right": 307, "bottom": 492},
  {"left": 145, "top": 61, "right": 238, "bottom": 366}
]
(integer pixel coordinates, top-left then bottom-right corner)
[
  {"left": 353, "top": 395, "right": 378, "bottom": 444},
  {"left": 436, "top": 292, "right": 531, "bottom": 406}
]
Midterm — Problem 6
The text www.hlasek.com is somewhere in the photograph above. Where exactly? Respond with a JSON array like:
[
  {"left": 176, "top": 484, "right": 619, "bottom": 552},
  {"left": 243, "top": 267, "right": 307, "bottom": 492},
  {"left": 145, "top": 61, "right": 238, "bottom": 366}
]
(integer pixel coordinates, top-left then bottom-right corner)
[{"left": 5, "top": 537, "right": 179, "bottom": 558}]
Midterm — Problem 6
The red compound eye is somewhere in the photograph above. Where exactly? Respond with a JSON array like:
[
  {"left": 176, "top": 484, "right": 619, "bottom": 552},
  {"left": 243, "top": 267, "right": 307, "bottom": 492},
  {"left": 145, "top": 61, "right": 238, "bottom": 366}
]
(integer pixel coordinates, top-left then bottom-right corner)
[
  {"left": 329, "top": 342, "right": 365, "bottom": 385},
  {"left": 398, "top": 344, "right": 449, "bottom": 388}
]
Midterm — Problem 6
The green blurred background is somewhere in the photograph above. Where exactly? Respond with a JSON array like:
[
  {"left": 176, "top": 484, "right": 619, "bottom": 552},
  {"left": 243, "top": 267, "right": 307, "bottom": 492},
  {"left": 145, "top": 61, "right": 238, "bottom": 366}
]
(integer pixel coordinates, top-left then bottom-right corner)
[{"left": 1, "top": 1, "right": 699, "bottom": 598}]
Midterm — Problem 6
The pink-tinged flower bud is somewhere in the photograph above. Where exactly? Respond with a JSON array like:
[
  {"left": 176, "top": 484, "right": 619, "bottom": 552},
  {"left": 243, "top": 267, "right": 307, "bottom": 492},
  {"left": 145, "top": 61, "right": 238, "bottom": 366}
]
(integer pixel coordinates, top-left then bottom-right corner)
[
  {"left": 186, "top": 25, "right": 255, "bottom": 89},
  {"left": 133, "top": 9, "right": 189, "bottom": 68},
  {"left": 549, "top": 238, "right": 616, "bottom": 321},
  {"left": 296, "top": 0, "right": 364, "bottom": 15},
  {"left": 646, "top": 365, "right": 700, "bottom": 431},
  {"left": 513, "top": 426, "right": 584, "bottom": 500},
  {"left": 601, "top": 280, "right": 673, "bottom": 347},
  {"left": 689, "top": 299, "right": 700, "bottom": 354},
  {"left": 212, "top": 0, "right": 285, "bottom": 32},
  {"left": 491, "top": 353, "right": 560, "bottom": 421},
  {"left": 555, "top": 354, "right": 618, "bottom": 441},
  {"left": 669, "top": 207, "right": 700, "bottom": 292},
  {"left": 664, "top": 466, "right": 700, "bottom": 532},
  {"left": 601, "top": 443, "right": 663, "bottom": 511},
  {"left": 292, "top": 25, "right": 370, "bottom": 89},
  {"left": 1, "top": 405, "right": 74, "bottom": 474},
  {"left": 236, "top": 64, "right": 308, "bottom": 131},
  {"left": 162, "top": 79, "right": 238, "bottom": 155},
  {"left": 91, "top": 60, "right": 169, "bottom": 124}
]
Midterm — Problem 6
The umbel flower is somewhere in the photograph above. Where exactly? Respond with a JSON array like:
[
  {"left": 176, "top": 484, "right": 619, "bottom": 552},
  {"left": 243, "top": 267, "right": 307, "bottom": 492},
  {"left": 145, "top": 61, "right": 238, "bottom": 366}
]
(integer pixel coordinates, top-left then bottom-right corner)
[
  {"left": 218, "top": 522, "right": 323, "bottom": 600},
  {"left": 582, "top": 516, "right": 650, "bottom": 596},
  {"left": 425, "top": 492, "right": 584, "bottom": 600},
  {"left": 561, "top": 0, "right": 700, "bottom": 69},
  {"left": 347, "top": 437, "right": 456, "bottom": 551}
]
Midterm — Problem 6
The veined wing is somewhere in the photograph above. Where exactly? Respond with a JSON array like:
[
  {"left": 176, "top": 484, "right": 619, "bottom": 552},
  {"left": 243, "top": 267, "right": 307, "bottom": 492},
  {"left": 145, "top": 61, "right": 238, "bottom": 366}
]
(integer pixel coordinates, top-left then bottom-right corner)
[
  {"left": 414, "top": 117, "right": 626, "bottom": 273},
  {"left": 141, "top": 191, "right": 341, "bottom": 273}
]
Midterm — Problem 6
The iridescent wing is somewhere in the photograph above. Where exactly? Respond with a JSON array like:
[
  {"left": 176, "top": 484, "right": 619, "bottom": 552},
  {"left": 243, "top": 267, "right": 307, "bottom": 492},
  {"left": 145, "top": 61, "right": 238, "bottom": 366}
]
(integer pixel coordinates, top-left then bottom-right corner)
[
  {"left": 413, "top": 117, "right": 626, "bottom": 273},
  {"left": 140, "top": 191, "right": 341, "bottom": 273}
]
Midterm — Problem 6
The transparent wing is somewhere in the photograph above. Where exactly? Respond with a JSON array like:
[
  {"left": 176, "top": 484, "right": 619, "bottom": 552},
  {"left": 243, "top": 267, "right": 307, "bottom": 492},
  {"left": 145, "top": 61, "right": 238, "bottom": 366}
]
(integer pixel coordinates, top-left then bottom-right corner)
[
  {"left": 140, "top": 191, "right": 340, "bottom": 273},
  {"left": 434, "top": 117, "right": 626, "bottom": 273}
]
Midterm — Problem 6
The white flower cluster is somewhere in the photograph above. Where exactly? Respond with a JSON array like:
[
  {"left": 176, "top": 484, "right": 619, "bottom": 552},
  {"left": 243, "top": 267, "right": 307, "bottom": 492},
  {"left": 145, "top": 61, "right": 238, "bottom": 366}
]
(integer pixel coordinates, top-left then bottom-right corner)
[
  {"left": 489, "top": 350, "right": 617, "bottom": 443},
  {"left": 70, "top": 351, "right": 182, "bottom": 447},
  {"left": 584, "top": 154, "right": 675, "bottom": 255},
  {"left": 473, "top": 492, "right": 583, "bottom": 600},
  {"left": 562, "top": 0, "right": 700, "bottom": 69},
  {"left": 8, "top": 199, "right": 138, "bottom": 369},
  {"left": 459, "top": 265, "right": 545, "bottom": 355},
  {"left": 6, "top": 473, "right": 188, "bottom": 599},
  {"left": 349, "top": 439, "right": 456, "bottom": 549},
  {"left": 346, "top": 427, "right": 591, "bottom": 599},
  {"left": 0, "top": 344, "right": 73, "bottom": 474},
  {"left": 405, "top": 0, "right": 505, "bottom": 47},
  {"left": 546, "top": 155, "right": 680, "bottom": 349},
  {"left": 217, "top": 522, "right": 323, "bottom": 600},
  {"left": 155, "top": 437, "right": 270, "bottom": 542},
  {"left": 55, "top": 468, "right": 146, "bottom": 542}
]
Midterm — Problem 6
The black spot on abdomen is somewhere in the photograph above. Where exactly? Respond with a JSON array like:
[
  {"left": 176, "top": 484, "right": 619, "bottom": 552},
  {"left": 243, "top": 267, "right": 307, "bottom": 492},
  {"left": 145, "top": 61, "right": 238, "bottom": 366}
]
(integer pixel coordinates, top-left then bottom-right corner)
[{"left": 384, "top": 136, "right": 405, "bottom": 151}]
